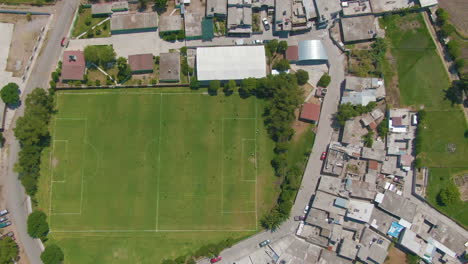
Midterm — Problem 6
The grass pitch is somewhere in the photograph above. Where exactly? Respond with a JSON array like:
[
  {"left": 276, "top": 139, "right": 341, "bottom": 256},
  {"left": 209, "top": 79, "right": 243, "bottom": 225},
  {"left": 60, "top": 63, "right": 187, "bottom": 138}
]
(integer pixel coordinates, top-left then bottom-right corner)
[{"left": 38, "top": 89, "right": 281, "bottom": 263}]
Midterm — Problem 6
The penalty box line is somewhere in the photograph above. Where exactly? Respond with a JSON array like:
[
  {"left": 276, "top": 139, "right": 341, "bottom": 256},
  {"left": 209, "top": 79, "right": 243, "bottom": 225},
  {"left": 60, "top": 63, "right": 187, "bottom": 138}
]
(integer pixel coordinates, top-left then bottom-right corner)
[{"left": 49, "top": 117, "right": 88, "bottom": 218}]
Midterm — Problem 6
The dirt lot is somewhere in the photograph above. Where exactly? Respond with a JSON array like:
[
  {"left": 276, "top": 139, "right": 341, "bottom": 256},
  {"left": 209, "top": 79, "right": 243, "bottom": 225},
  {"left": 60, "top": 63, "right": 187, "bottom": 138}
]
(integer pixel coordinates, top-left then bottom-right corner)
[
  {"left": 385, "top": 246, "right": 407, "bottom": 264},
  {"left": 454, "top": 173, "right": 468, "bottom": 201},
  {"left": 0, "top": 13, "right": 48, "bottom": 77},
  {"left": 439, "top": 0, "right": 468, "bottom": 36}
]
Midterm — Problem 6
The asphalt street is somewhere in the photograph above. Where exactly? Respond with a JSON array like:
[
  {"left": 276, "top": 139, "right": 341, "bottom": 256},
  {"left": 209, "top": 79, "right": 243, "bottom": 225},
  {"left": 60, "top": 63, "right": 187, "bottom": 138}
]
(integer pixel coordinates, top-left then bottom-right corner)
[{"left": 0, "top": 0, "right": 79, "bottom": 263}]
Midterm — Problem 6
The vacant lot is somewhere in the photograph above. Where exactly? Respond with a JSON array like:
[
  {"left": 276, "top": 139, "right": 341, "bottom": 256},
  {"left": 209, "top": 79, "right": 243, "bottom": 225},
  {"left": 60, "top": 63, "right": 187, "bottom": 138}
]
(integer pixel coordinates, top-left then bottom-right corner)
[
  {"left": 383, "top": 13, "right": 468, "bottom": 225},
  {"left": 37, "top": 89, "right": 284, "bottom": 263},
  {"left": 382, "top": 13, "right": 452, "bottom": 110},
  {"left": 72, "top": 8, "right": 110, "bottom": 38},
  {"left": 426, "top": 168, "right": 468, "bottom": 226}
]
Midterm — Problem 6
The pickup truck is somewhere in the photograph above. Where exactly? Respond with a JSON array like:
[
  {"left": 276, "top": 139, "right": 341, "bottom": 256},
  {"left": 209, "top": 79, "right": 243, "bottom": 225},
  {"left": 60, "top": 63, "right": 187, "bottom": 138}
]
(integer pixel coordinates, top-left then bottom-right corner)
[{"left": 0, "top": 221, "right": 11, "bottom": 228}]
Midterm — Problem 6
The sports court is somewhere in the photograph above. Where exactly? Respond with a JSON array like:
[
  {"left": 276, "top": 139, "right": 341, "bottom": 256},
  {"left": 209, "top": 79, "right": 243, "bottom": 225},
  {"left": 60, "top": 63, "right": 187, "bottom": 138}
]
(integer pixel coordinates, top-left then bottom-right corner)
[{"left": 48, "top": 90, "right": 261, "bottom": 233}]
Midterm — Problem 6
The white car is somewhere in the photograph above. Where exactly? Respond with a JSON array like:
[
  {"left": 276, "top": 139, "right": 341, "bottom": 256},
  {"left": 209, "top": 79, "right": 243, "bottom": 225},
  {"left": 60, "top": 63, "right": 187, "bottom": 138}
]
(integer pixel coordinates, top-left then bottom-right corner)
[
  {"left": 0, "top": 217, "right": 7, "bottom": 223},
  {"left": 262, "top": 18, "right": 270, "bottom": 31},
  {"left": 0, "top": 210, "right": 8, "bottom": 217},
  {"left": 303, "top": 205, "right": 309, "bottom": 214},
  {"left": 252, "top": 39, "right": 262, "bottom": 44}
]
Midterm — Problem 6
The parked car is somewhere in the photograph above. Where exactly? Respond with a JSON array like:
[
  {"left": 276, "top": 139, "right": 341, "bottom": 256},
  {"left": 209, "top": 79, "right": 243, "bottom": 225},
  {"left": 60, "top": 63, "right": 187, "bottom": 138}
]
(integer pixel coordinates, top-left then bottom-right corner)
[
  {"left": 0, "top": 221, "right": 11, "bottom": 228},
  {"left": 0, "top": 217, "right": 8, "bottom": 223},
  {"left": 0, "top": 209, "right": 8, "bottom": 217},
  {"left": 259, "top": 239, "right": 270, "bottom": 247},
  {"left": 210, "top": 256, "right": 222, "bottom": 263},
  {"left": 1, "top": 231, "right": 14, "bottom": 240},
  {"left": 294, "top": 216, "right": 305, "bottom": 221},
  {"left": 320, "top": 151, "right": 327, "bottom": 160},
  {"left": 303, "top": 205, "right": 309, "bottom": 214},
  {"left": 252, "top": 39, "right": 262, "bottom": 44},
  {"left": 60, "top": 37, "right": 68, "bottom": 47},
  {"left": 262, "top": 18, "right": 270, "bottom": 31}
]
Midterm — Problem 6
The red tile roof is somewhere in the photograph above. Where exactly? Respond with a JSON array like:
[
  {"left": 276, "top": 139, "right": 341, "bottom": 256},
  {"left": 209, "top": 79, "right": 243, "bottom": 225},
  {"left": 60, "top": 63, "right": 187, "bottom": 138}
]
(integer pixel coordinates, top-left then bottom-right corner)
[
  {"left": 369, "top": 121, "right": 377, "bottom": 130},
  {"left": 300, "top": 103, "right": 321, "bottom": 122},
  {"left": 392, "top": 117, "right": 403, "bottom": 126},
  {"left": 128, "top": 53, "right": 154, "bottom": 72},
  {"left": 368, "top": 160, "right": 379, "bottom": 171},
  {"left": 286, "top": 45, "right": 299, "bottom": 61},
  {"left": 62, "top": 50, "right": 85, "bottom": 81}
]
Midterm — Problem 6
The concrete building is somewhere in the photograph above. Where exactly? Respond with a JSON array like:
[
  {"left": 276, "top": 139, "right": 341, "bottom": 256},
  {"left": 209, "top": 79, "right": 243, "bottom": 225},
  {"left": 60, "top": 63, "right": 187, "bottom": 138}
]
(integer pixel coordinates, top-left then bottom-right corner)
[
  {"left": 286, "top": 40, "right": 328, "bottom": 64},
  {"left": 159, "top": 52, "right": 180, "bottom": 82},
  {"left": 345, "top": 76, "right": 385, "bottom": 100},
  {"left": 341, "top": 118, "right": 368, "bottom": 146},
  {"left": 196, "top": 46, "right": 266, "bottom": 81},
  {"left": 159, "top": 15, "right": 183, "bottom": 33},
  {"left": 318, "top": 176, "right": 345, "bottom": 196},
  {"left": 185, "top": 13, "right": 203, "bottom": 40},
  {"left": 377, "top": 190, "right": 417, "bottom": 222},
  {"left": 111, "top": 13, "right": 158, "bottom": 35},
  {"left": 342, "top": 0, "right": 373, "bottom": 17},
  {"left": 274, "top": 0, "right": 292, "bottom": 32},
  {"left": 341, "top": 15, "right": 379, "bottom": 43},
  {"left": 341, "top": 89, "right": 376, "bottom": 106},
  {"left": 358, "top": 228, "right": 391, "bottom": 264},
  {"left": 128, "top": 53, "right": 154, "bottom": 74},
  {"left": 312, "top": 191, "right": 348, "bottom": 216},
  {"left": 369, "top": 207, "right": 398, "bottom": 235},
  {"left": 369, "top": 0, "right": 415, "bottom": 14},
  {"left": 389, "top": 108, "right": 410, "bottom": 133},
  {"left": 299, "top": 102, "right": 321, "bottom": 124},
  {"left": 338, "top": 238, "right": 359, "bottom": 260},
  {"left": 62, "top": 50, "right": 86, "bottom": 81},
  {"left": 346, "top": 199, "right": 374, "bottom": 223},
  {"left": 206, "top": 0, "right": 228, "bottom": 17},
  {"left": 227, "top": 0, "right": 252, "bottom": 35},
  {"left": 91, "top": 3, "right": 112, "bottom": 17},
  {"left": 347, "top": 179, "right": 376, "bottom": 200}
]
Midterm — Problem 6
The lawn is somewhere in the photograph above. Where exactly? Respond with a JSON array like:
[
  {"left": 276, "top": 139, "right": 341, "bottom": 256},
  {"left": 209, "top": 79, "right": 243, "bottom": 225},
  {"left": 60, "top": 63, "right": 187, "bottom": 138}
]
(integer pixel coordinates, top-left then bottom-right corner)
[
  {"left": 381, "top": 13, "right": 452, "bottom": 110},
  {"left": 72, "top": 8, "right": 110, "bottom": 38},
  {"left": 37, "top": 88, "right": 280, "bottom": 263},
  {"left": 426, "top": 168, "right": 468, "bottom": 227}
]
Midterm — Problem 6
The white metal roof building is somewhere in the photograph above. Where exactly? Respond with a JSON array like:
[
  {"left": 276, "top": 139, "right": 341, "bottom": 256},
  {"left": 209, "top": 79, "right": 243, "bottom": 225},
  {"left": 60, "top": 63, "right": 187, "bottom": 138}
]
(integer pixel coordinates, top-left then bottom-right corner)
[
  {"left": 297, "top": 40, "right": 328, "bottom": 62},
  {"left": 196, "top": 46, "right": 267, "bottom": 81}
]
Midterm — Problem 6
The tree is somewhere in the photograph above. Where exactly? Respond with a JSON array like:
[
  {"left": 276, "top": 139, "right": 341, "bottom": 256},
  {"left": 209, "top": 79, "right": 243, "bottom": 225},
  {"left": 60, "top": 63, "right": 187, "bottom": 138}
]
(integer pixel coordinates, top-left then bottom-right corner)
[
  {"left": 436, "top": 8, "right": 449, "bottom": 25},
  {"left": 40, "top": 244, "right": 64, "bottom": 264},
  {"left": 377, "top": 118, "right": 389, "bottom": 138},
  {"left": 27, "top": 211, "right": 49, "bottom": 239},
  {"left": 362, "top": 130, "right": 374, "bottom": 148},
  {"left": 295, "top": 70, "right": 309, "bottom": 85},
  {"left": 440, "top": 23, "right": 455, "bottom": 38},
  {"left": 438, "top": 184, "right": 460, "bottom": 206},
  {"left": 447, "top": 40, "right": 461, "bottom": 58},
  {"left": 454, "top": 58, "right": 465, "bottom": 72},
  {"left": 138, "top": 0, "right": 147, "bottom": 10},
  {"left": 273, "top": 59, "right": 290, "bottom": 71},
  {"left": 1, "top": 83, "right": 20, "bottom": 106},
  {"left": 154, "top": 0, "right": 167, "bottom": 9},
  {"left": 116, "top": 57, "right": 131, "bottom": 83},
  {"left": 277, "top": 40, "right": 288, "bottom": 54},
  {"left": 0, "top": 132, "right": 4, "bottom": 148},
  {"left": 223, "top": 80, "right": 236, "bottom": 96},
  {"left": 0, "top": 237, "right": 19, "bottom": 264},
  {"left": 190, "top": 76, "right": 200, "bottom": 90},
  {"left": 84, "top": 45, "right": 116, "bottom": 68},
  {"left": 239, "top": 78, "right": 257, "bottom": 98},
  {"left": 266, "top": 39, "right": 278, "bottom": 54},
  {"left": 26, "top": 13, "right": 32, "bottom": 21},
  {"left": 317, "top": 73, "right": 331, "bottom": 87},
  {"left": 208, "top": 80, "right": 220, "bottom": 95}
]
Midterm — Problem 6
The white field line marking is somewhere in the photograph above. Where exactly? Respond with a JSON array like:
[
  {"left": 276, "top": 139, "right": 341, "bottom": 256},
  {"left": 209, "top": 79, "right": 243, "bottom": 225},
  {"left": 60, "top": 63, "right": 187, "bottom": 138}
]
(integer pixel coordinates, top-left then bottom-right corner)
[
  {"left": 51, "top": 140, "right": 68, "bottom": 183},
  {"left": 50, "top": 229, "right": 257, "bottom": 233},
  {"left": 48, "top": 116, "right": 57, "bottom": 226},
  {"left": 222, "top": 211, "right": 256, "bottom": 214},
  {"left": 254, "top": 100, "right": 258, "bottom": 231},
  {"left": 220, "top": 119, "right": 224, "bottom": 214},
  {"left": 58, "top": 92, "right": 208, "bottom": 95},
  {"left": 79, "top": 118, "right": 88, "bottom": 215},
  {"left": 155, "top": 93, "right": 163, "bottom": 231},
  {"left": 50, "top": 213, "right": 81, "bottom": 215}
]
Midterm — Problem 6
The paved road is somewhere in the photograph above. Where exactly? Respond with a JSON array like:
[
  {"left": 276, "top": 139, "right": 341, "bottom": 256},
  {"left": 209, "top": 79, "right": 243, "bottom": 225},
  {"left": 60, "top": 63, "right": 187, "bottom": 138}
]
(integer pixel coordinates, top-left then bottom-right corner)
[
  {"left": 201, "top": 33, "right": 346, "bottom": 264},
  {"left": 0, "top": 0, "right": 79, "bottom": 263}
]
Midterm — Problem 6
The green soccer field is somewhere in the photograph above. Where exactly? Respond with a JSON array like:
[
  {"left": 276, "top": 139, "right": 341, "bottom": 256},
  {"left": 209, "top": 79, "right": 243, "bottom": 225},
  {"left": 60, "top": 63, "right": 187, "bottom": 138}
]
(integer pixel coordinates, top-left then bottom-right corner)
[{"left": 38, "top": 89, "right": 281, "bottom": 263}]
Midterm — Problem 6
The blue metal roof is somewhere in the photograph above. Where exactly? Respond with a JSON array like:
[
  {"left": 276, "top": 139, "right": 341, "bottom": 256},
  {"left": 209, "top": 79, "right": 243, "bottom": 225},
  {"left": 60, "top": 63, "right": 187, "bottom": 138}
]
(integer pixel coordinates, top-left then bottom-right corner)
[{"left": 387, "top": 221, "right": 404, "bottom": 238}]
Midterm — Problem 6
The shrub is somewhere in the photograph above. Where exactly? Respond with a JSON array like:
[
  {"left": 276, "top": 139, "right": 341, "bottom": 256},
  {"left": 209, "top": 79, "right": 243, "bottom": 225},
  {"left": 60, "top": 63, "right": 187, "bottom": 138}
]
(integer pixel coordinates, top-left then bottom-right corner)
[
  {"left": 447, "top": 40, "right": 461, "bottom": 58},
  {"left": 27, "top": 211, "right": 49, "bottom": 239},
  {"left": 317, "top": 73, "right": 331, "bottom": 87},
  {"left": 208, "top": 80, "right": 220, "bottom": 95},
  {"left": 295, "top": 70, "right": 309, "bottom": 85},
  {"left": 438, "top": 184, "right": 460, "bottom": 206},
  {"left": 190, "top": 76, "right": 200, "bottom": 90}
]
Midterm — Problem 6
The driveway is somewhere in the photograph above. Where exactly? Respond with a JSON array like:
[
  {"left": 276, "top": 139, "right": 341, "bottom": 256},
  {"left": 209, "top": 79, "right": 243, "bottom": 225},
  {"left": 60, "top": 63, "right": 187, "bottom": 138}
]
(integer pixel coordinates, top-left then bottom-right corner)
[{"left": 0, "top": 0, "right": 80, "bottom": 263}]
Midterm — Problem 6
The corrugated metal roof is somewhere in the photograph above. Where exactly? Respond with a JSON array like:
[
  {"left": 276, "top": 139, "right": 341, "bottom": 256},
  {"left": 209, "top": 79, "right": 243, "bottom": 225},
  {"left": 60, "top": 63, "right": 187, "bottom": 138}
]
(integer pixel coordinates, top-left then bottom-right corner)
[{"left": 298, "top": 40, "right": 328, "bottom": 61}]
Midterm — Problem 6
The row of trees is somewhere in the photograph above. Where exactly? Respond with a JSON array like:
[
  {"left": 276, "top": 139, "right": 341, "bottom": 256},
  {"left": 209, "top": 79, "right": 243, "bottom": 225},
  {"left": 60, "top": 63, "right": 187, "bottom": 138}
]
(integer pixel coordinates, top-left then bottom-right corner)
[
  {"left": 0, "top": 236, "right": 19, "bottom": 263},
  {"left": 436, "top": 8, "right": 466, "bottom": 72},
  {"left": 14, "top": 88, "right": 54, "bottom": 197}
]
